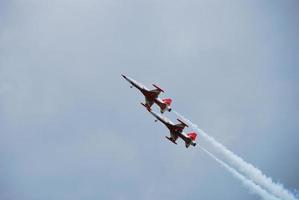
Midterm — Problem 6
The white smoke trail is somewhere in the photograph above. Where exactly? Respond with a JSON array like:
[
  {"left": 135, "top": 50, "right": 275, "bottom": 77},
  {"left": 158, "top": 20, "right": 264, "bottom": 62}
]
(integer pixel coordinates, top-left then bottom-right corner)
[
  {"left": 174, "top": 111, "right": 297, "bottom": 200},
  {"left": 198, "top": 145, "right": 280, "bottom": 200}
]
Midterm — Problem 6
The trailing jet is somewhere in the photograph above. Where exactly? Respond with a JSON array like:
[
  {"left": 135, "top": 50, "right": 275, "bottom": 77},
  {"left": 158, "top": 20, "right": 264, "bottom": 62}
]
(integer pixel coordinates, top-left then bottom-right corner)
[
  {"left": 143, "top": 105, "right": 197, "bottom": 148},
  {"left": 122, "top": 74, "right": 172, "bottom": 113}
]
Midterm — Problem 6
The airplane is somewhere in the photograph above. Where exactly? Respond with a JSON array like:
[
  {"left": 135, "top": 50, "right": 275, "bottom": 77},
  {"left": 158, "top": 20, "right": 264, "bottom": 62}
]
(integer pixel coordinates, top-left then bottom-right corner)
[
  {"left": 142, "top": 104, "right": 197, "bottom": 148},
  {"left": 121, "top": 74, "right": 172, "bottom": 113}
]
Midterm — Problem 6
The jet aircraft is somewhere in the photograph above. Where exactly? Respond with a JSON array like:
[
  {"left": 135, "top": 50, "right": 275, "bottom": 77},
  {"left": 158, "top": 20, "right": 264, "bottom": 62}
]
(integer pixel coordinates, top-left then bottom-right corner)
[
  {"left": 122, "top": 74, "right": 172, "bottom": 113},
  {"left": 143, "top": 105, "right": 197, "bottom": 148}
]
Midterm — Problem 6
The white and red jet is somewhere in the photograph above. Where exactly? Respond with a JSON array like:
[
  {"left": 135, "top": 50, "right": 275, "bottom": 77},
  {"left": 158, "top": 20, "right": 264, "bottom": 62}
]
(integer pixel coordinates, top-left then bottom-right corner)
[
  {"left": 122, "top": 74, "right": 172, "bottom": 113},
  {"left": 143, "top": 105, "right": 197, "bottom": 148}
]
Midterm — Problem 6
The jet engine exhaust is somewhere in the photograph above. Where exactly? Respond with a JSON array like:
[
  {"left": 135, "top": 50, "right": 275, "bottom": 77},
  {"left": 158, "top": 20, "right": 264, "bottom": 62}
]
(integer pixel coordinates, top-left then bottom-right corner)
[
  {"left": 198, "top": 145, "right": 280, "bottom": 200},
  {"left": 174, "top": 110, "right": 297, "bottom": 200}
]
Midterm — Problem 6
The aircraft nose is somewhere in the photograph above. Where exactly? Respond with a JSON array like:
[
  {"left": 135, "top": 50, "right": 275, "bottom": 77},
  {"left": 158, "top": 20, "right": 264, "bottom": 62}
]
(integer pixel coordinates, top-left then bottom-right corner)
[{"left": 121, "top": 74, "right": 126, "bottom": 79}]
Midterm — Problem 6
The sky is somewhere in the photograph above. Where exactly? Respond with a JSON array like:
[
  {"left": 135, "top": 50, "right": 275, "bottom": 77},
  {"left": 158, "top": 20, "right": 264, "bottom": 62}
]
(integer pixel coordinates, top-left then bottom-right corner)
[{"left": 0, "top": 0, "right": 299, "bottom": 199}]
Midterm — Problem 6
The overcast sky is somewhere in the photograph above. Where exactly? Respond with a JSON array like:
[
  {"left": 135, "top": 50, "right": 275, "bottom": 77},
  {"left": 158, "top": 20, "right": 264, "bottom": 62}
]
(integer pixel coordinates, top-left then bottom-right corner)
[{"left": 1, "top": 0, "right": 299, "bottom": 199}]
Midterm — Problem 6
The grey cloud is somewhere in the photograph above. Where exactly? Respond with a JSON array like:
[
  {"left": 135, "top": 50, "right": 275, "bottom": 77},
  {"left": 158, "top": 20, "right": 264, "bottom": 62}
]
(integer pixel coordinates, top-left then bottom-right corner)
[{"left": 1, "top": 0, "right": 299, "bottom": 200}]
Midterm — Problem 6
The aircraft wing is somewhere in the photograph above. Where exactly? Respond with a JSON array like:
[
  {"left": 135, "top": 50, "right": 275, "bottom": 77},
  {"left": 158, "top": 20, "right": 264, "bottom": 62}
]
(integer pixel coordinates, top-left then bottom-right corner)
[
  {"left": 170, "top": 132, "right": 178, "bottom": 140},
  {"left": 147, "top": 89, "right": 161, "bottom": 99},
  {"left": 165, "top": 131, "right": 179, "bottom": 144},
  {"left": 147, "top": 84, "right": 164, "bottom": 98},
  {"left": 173, "top": 119, "right": 189, "bottom": 133},
  {"left": 145, "top": 97, "right": 154, "bottom": 108}
]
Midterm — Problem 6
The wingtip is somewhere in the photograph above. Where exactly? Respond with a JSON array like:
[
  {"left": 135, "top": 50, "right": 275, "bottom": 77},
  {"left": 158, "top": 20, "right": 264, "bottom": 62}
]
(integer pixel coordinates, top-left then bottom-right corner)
[
  {"left": 140, "top": 103, "right": 151, "bottom": 112},
  {"left": 152, "top": 84, "right": 165, "bottom": 93},
  {"left": 177, "top": 118, "right": 189, "bottom": 127}
]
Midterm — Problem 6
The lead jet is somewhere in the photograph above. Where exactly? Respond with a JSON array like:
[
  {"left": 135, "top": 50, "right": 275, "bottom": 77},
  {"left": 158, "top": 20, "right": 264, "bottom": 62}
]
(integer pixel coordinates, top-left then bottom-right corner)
[
  {"left": 122, "top": 74, "right": 172, "bottom": 113},
  {"left": 143, "top": 105, "right": 197, "bottom": 148}
]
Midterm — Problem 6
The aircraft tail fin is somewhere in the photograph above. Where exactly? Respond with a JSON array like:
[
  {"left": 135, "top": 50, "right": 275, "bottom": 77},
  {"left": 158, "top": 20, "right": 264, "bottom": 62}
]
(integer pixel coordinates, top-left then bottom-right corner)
[
  {"left": 185, "top": 132, "right": 197, "bottom": 148},
  {"left": 186, "top": 132, "right": 197, "bottom": 141},
  {"left": 162, "top": 98, "right": 172, "bottom": 106},
  {"left": 159, "top": 98, "right": 173, "bottom": 113}
]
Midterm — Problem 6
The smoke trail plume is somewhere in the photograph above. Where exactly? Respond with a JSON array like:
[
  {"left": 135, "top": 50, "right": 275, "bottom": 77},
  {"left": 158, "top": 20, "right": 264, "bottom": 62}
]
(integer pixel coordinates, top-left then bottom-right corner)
[
  {"left": 198, "top": 145, "right": 280, "bottom": 200},
  {"left": 174, "top": 111, "right": 297, "bottom": 200}
]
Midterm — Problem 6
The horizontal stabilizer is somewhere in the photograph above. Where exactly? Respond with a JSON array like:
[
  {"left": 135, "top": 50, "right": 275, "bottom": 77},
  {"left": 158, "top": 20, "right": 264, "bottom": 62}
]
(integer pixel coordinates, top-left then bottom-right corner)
[{"left": 187, "top": 132, "right": 197, "bottom": 141}]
